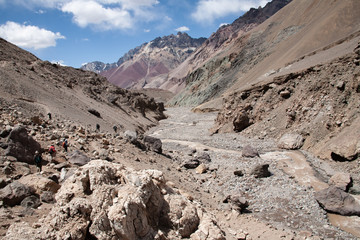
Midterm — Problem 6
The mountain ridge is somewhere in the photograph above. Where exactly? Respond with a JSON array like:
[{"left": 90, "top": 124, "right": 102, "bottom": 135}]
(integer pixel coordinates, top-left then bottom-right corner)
[{"left": 81, "top": 32, "right": 206, "bottom": 91}]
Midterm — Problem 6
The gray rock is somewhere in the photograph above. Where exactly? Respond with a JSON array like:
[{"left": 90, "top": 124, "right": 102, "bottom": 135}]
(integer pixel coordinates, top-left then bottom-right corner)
[
  {"left": 234, "top": 170, "right": 244, "bottom": 177},
  {"left": 40, "top": 191, "right": 55, "bottom": 203},
  {"left": 315, "top": 186, "right": 360, "bottom": 216},
  {"left": 183, "top": 159, "right": 200, "bottom": 169},
  {"left": 0, "top": 178, "right": 7, "bottom": 188},
  {"left": 0, "top": 181, "right": 35, "bottom": 206},
  {"left": 68, "top": 150, "right": 90, "bottom": 166},
  {"left": 20, "top": 195, "right": 41, "bottom": 209},
  {"left": 280, "top": 89, "right": 291, "bottom": 98},
  {"left": 5, "top": 125, "right": 42, "bottom": 164},
  {"left": 144, "top": 135, "right": 162, "bottom": 153},
  {"left": 124, "top": 130, "right": 137, "bottom": 142},
  {"left": 194, "top": 152, "right": 211, "bottom": 163},
  {"left": 223, "top": 195, "right": 249, "bottom": 212},
  {"left": 242, "top": 145, "right": 259, "bottom": 158},
  {"left": 53, "top": 162, "right": 70, "bottom": 171},
  {"left": 251, "top": 164, "right": 271, "bottom": 178}
]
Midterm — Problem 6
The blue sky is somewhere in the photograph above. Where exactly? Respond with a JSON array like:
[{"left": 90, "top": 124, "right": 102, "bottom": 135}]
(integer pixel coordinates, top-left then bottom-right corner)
[{"left": 0, "top": 0, "right": 270, "bottom": 68}]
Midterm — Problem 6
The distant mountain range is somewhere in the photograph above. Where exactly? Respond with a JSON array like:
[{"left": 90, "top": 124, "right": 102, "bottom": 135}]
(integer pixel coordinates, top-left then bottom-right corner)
[{"left": 81, "top": 32, "right": 206, "bottom": 91}]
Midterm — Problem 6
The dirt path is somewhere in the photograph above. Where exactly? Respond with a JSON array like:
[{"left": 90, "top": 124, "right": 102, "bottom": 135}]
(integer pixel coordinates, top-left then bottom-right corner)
[{"left": 147, "top": 107, "right": 358, "bottom": 239}]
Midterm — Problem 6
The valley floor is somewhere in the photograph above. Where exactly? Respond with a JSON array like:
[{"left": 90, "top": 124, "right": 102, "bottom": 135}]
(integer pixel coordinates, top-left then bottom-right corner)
[{"left": 146, "top": 107, "right": 360, "bottom": 239}]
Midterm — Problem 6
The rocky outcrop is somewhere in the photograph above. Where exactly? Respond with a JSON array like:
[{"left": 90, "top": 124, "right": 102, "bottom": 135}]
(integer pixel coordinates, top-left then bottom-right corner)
[
  {"left": 4, "top": 125, "right": 41, "bottom": 164},
  {"left": 4, "top": 160, "right": 225, "bottom": 239},
  {"left": 214, "top": 48, "right": 360, "bottom": 162}
]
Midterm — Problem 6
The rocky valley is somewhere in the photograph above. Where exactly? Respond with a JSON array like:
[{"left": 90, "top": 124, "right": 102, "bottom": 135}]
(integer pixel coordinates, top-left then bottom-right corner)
[{"left": 1, "top": 0, "right": 360, "bottom": 239}]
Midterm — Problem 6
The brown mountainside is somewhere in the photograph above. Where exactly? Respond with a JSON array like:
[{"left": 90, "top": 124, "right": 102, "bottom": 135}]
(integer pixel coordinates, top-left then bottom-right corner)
[
  {"left": 156, "top": 0, "right": 291, "bottom": 94},
  {"left": 170, "top": 0, "right": 360, "bottom": 107},
  {"left": 173, "top": 0, "right": 360, "bottom": 162},
  {"left": 0, "top": 38, "right": 165, "bottom": 133}
]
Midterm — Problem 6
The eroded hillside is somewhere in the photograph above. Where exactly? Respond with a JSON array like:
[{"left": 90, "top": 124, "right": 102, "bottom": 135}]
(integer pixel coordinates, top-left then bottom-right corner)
[
  {"left": 213, "top": 42, "right": 360, "bottom": 163},
  {"left": 169, "top": 0, "right": 360, "bottom": 107},
  {"left": 0, "top": 38, "right": 165, "bottom": 133}
]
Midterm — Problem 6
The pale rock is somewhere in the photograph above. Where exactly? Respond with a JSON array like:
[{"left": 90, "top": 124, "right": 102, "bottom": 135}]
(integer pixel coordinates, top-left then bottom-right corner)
[
  {"left": 278, "top": 133, "right": 304, "bottom": 150},
  {"left": 5, "top": 160, "right": 225, "bottom": 239},
  {"left": 329, "top": 172, "right": 352, "bottom": 191},
  {"left": 18, "top": 174, "right": 60, "bottom": 194},
  {"left": 196, "top": 163, "right": 208, "bottom": 174}
]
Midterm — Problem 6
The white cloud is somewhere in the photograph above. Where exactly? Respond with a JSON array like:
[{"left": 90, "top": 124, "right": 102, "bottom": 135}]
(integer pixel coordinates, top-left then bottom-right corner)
[
  {"left": 175, "top": 26, "right": 189, "bottom": 32},
  {"left": 62, "top": 0, "right": 133, "bottom": 30},
  {"left": 192, "top": 0, "right": 271, "bottom": 23},
  {"left": 115, "top": 0, "right": 159, "bottom": 10},
  {"left": 2, "top": 0, "right": 161, "bottom": 31},
  {"left": 0, "top": 21, "right": 65, "bottom": 50},
  {"left": 144, "top": 29, "right": 150, "bottom": 32}
]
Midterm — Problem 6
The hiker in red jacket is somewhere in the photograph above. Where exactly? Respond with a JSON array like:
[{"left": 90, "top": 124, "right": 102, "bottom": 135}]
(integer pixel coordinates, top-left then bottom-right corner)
[{"left": 49, "top": 144, "right": 56, "bottom": 161}]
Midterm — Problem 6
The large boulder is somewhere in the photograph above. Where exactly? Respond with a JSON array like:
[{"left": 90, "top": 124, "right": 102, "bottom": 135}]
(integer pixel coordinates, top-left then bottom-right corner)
[
  {"left": 68, "top": 150, "right": 90, "bottom": 166},
  {"left": 233, "top": 112, "right": 250, "bottom": 132},
  {"left": 278, "top": 133, "right": 304, "bottom": 150},
  {"left": 143, "top": 135, "right": 162, "bottom": 154},
  {"left": 0, "top": 181, "right": 35, "bottom": 207},
  {"left": 5, "top": 125, "right": 41, "bottom": 163},
  {"left": 18, "top": 174, "right": 60, "bottom": 194},
  {"left": 315, "top": 186, "right": 360, "bottom": 216}
]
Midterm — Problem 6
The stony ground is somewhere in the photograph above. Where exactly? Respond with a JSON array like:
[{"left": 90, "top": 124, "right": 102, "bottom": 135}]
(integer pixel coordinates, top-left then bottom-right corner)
[
  {"left": 147, "top": 107, "right": 359, "bottom": 239},
  {"left": 1, "top": 103, "right": 359, "bottom": 239}
]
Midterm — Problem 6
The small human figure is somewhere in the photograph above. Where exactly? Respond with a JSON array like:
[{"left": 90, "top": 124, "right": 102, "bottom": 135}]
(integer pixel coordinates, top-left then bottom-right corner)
[
  {"left": 34, "top": 151, "right": 42, "bottom": 172},
  {"left": 62, "top": 138, "right": 68, "bottom": 152},
  {"left": 47, "top": 112, "right": 52, "bottom": 120},
  {"left": 96, "top": 124, "right": 100, "bottom": 132},
  {"left": 113, "top": 125, "right": 118, "bottom": 133},
  {"left": 49, "top": 144, "right": 56, "bottom": 161}
]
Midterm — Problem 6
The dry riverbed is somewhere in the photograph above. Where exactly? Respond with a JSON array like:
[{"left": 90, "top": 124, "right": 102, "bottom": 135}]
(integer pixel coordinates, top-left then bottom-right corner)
[{"left": 147, "top": 107, "right": 358, "bottom": 239}]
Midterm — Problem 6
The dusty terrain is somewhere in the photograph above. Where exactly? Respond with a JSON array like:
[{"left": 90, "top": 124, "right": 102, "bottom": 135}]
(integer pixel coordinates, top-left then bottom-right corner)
[
  {"left": 147, "top": 107, "right": 360, "bottom": 239},
  {"left": 1, "top": 97, "right": 359, "bottom": 239}
]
